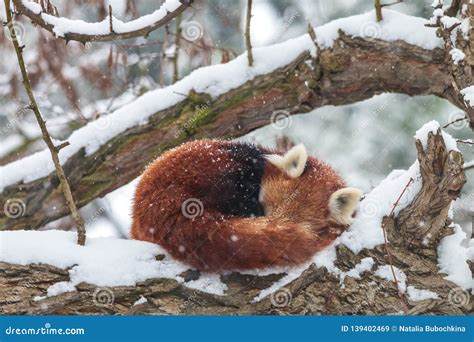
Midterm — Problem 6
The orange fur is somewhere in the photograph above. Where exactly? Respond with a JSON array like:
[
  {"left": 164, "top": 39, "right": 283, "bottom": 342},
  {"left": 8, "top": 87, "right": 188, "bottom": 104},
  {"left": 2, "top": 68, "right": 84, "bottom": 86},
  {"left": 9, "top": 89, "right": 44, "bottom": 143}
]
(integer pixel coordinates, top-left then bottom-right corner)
[{"left": 131, "top": 139, "right": 350, "bottom": 272}]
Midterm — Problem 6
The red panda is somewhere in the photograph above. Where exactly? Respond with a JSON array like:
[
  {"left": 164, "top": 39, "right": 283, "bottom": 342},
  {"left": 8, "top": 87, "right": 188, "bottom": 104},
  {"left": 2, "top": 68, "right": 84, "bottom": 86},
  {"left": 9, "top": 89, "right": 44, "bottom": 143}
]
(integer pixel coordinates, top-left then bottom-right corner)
[{"left": 131, "top": 139, "right": 362, "bottom": 272}]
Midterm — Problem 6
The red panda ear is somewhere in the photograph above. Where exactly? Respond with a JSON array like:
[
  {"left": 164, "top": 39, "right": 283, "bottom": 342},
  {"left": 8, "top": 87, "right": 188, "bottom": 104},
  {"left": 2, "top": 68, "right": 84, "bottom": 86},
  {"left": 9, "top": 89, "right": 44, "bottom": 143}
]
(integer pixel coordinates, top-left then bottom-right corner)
[
  {"left": 265, "top": 144, "right": 308, "bottom": 178},
  {"left": 328, "top": 187, "right": 363, "bottom": 225}
]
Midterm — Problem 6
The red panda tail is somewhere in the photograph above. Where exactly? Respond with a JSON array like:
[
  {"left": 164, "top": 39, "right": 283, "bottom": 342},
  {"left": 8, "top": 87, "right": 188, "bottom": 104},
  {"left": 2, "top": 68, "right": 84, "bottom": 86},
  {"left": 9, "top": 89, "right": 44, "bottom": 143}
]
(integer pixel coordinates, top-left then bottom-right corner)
[{"left": 154, "top": 213, "right": 334, "bottom": 272}]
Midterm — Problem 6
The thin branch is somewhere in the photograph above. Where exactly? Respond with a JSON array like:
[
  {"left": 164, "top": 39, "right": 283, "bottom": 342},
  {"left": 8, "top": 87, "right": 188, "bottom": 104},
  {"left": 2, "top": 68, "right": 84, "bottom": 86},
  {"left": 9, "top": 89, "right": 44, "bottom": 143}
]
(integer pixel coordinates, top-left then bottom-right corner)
[
  {"left": 12, "top": 0, "right": 193, "bottom": 43},
  {"left": 172, "top": 14, "right": 182, "bottom": 83},
  {"left": 457, "top": 139, "right": 474, "bottom": 145},
  {"left": 443, "top": 115, "right": 468, "bottom": 128},
  {"left": 383, "top": 177, "right": 413, "bottom": 298},
  {"left": 108, "top": 4, "right": 115, "bottom": 34},
  {"left": 375, "top": 0, "right": 383, "bottom": 22},
  {"left": 245, "top": 0, "right": 253, "bottom": 67},
  {"left": 4, "top": 0, "right": 86, "bottom": 246},
  {"left": 380, "top": 0, "right": 403, "bottom": 7}
]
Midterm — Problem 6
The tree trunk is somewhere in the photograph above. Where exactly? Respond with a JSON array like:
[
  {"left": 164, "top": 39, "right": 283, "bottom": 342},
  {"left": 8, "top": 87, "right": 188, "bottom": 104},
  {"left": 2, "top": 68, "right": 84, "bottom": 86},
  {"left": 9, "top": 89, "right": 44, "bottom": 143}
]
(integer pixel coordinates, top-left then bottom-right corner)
[{"left": 1, "top": 130, "right": 470, "bottom": 315}]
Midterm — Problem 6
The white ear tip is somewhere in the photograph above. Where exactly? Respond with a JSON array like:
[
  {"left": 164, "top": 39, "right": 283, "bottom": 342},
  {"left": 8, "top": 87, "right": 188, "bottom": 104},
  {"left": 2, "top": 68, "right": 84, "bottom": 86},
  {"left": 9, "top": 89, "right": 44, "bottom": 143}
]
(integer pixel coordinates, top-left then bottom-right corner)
[
  {"left": 265, "top": 144, "right": 308, "bottom": 178},
  {"left": 329, "top": 187, "right": 363, "bottom": 225}
]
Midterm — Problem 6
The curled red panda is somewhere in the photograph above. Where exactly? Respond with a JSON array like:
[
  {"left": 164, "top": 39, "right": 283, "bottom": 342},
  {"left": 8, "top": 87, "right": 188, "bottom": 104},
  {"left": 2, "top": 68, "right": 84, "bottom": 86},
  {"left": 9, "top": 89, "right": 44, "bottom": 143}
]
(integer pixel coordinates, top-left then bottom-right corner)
[{"left": 131, "top": 139, "right": 362, "bottom": 272}]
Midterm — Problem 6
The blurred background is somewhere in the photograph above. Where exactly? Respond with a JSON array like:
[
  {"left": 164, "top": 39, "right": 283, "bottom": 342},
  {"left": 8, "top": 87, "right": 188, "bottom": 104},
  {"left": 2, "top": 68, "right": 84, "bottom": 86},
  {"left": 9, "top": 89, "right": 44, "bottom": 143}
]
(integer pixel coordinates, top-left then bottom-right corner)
[{"left": 0, "top": 0, "right": 472, "bottom": 239}]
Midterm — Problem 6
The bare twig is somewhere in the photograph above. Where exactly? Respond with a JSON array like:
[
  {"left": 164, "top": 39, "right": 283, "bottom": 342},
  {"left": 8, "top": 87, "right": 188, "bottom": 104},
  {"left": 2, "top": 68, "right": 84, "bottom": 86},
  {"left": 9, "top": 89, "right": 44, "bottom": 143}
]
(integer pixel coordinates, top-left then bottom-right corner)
[
  {"left": 383, "top": 177, "right": 414, "bottom": 298},
  {"left": 443, "top": 115, "right": 468, "bottom": 128},
  {"left": 12, "top": 0, "right": 193, "bottom": 43},
  {"left": 108, "top": 4, "right": 115, "bottom": 34},
  {"left": 4, "top": 0, "right": 86, "bottom": 246},
  {"left": 173, "top": 14, "right": 182, "bottom": 83},
  {"left": 381, "top": 0, "right": 403, "bottom": 7},
  {"left": 245, "top": 0, "right": 253, "bottom": 66},
  {"left": 457, "top": 139, "right": 474, "bottom": 145},
  {"left": 307, "top": 22, "right": 318, "bottom": 49},
  {"left": 375, "top": 0, "right": 383, "bottom": 22}
]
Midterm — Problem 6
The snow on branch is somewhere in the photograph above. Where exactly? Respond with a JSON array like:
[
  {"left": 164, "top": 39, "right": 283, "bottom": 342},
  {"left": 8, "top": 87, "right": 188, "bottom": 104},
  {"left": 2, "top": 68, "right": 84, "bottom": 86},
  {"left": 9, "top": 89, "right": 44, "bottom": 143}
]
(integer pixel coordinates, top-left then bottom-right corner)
[
  {"left": 428, "top": 2, "right": 474, "bottom": 128},
  {"left": 0, "top": 9, "right": 460, "bottom": 231},
  {"left": 12, "top": 0, "right": 193, "bottom": 43},
  {"left": 0, "top": 121, "right": 471, "bottom": 315}
]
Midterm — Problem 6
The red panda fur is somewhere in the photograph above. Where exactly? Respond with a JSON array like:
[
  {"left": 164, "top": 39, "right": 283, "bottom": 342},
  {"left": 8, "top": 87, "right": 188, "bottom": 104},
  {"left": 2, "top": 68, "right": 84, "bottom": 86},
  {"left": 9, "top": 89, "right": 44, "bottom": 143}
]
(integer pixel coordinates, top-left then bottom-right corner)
[{"left": 131, "top": 139, "right": 361, "bottom": 272}]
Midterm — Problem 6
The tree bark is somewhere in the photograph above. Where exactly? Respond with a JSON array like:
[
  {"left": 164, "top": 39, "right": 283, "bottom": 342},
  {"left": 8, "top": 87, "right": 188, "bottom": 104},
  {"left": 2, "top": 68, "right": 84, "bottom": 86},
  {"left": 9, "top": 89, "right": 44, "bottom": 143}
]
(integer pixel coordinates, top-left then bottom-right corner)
[
  {"left": 0, "top": 33, "right": 461, "bottom": 231},
  {"left": 0, "top": 130, "right": 471, "bottom": 315}
]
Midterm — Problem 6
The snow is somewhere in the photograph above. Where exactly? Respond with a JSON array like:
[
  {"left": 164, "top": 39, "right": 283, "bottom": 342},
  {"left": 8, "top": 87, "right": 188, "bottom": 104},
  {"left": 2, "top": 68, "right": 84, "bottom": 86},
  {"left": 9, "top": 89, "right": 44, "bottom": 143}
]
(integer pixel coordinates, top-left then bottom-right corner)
[
  {"left": 0, "top": 230, "right": 226, "bottom": 297},
  {"left": 22, "top": 0, "right": 182, "bottom": 37},
  {"left": 0, "top": 134, "right": 24, "bottom": 158},
  {"left": 340, "top": 162, "right": 421, "bottom": 253},
  {"left": 315, "top": 9, "right": 442, "bottom": 50},
  {"left": 185, "top": 274, "right": 228, "bottom": 296},
  {"left": 450, "top": 48, "right": 465, "bottom": 65},
  {"left": 339, "top": 257, "right": 374, "bottom": 284},
  {"left": 437, "top": 224, "right": 474, "bottom": 290},
  {"left": 252, "top": 262, "right": 311, "bottom": 302},
  {"left": 0, "top": 33, "right": 315, "bottom": 191},
  {"left": 414, "top": 120, "right": 459, "bottom": 152},
  {"left": 0, "top": 9, "right": 441, "bottom": 191},
  {"left": 133, "top": 295, "right": 148, "bottom": 306},
  {"left": 461, "top": 86, "right": 474, "bottom": 107},
  {"left": 406, "top": 286, "right": 439, "bottom": 301},
  {"left": 375, "top": 265, "right": 407, "bottom": 293},
  {"left": 22, "top": 1, "right": 41, "bottom": 14}
]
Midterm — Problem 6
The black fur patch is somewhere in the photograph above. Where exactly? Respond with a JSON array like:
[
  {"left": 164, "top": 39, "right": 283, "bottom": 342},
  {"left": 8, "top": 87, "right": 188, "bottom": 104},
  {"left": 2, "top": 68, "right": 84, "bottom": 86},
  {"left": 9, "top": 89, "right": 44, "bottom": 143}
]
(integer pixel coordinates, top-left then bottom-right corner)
[{"left": 211, "top": 142, "right": 265, "bottom": 217}]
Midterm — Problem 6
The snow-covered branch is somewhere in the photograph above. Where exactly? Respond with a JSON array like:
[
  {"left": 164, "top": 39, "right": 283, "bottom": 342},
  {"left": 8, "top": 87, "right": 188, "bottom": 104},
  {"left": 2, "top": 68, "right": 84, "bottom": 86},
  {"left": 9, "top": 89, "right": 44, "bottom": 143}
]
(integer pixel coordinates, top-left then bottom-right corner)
[
  {"left": 0, "top": 122, "right": 471, "bottom": 315},
  {"left": 12, "top": 0, "right": 193, "bottom": 43},
  {"left": 0, "top": 10, "right": 463, "bottom": 231}
]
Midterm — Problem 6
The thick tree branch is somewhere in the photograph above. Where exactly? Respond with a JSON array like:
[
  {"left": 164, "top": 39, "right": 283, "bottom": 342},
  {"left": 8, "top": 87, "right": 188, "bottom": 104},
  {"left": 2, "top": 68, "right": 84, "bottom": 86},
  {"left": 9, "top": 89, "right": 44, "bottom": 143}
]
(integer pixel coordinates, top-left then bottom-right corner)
[
  {"left": 11, "top": 0, "right": 193, "bottom": 43},
  {"left": 0, "top": 33, "right": 461, "bottom": 231},
  {"left": 0, "top": 131, "right": 470, "bottom": 315}
]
